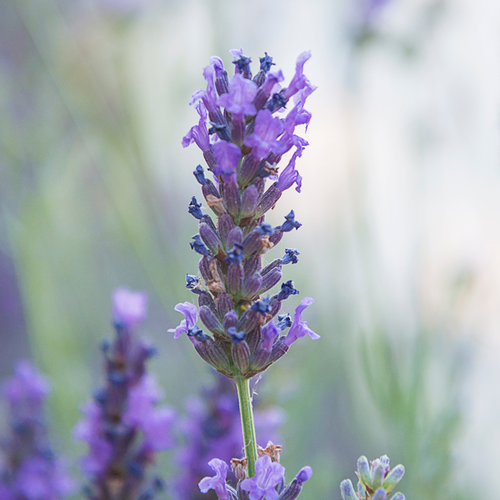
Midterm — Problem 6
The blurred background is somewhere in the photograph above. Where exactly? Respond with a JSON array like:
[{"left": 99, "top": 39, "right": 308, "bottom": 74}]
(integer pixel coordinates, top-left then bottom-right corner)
[{"left": 1, "top": 0, "right": 498, "bottom": 498}]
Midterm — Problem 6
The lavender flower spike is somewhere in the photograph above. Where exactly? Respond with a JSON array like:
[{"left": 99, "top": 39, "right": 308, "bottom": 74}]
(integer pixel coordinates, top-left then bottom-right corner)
[
  {"left": 198, "top": 459, "right": 230, "bottom": 500},
  {"left": 168, "top": 301, "right": 199, "bottom": 339},
  {"left": 0, "top": 361, "right": 74, "bottom": 500},
  {"left": 283, "top": 297, "right": 319, "bottom": 347},
  {"left": 240, "top": 455, "right": 285, "bottom": 500},
  {"left": 74, "top": 289, "right": 175, "bottom": 500}
]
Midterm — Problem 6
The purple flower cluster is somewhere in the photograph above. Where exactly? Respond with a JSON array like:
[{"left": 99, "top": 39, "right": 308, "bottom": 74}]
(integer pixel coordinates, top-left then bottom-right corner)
[
  {"left": 171, "top": 49, "right": 319, "bottom": 380},
  {"left": 199, "top": 451, "right": 312, "bottom": 500},
  {"left": 173, "top": 374, "right": 285, "bottom": 500},
  {"left": 340, "top": 455, "right": 405, "bottom": 500},
  {"left": 0, "top": 361, "right": 74, "bottom": 500},
  {"left": 74, "top": 288, "right": 175, "bottom": 500}
]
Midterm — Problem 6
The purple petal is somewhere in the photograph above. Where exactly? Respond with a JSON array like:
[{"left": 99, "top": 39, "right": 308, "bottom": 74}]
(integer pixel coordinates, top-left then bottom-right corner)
[
  {"left": 182, "top": 101, "right": 210, "bottom": 151},
  {"left": 211, "top": 56, "right": 226, "bottom": 78},
  {"left": 198, "top": 459, "right": 229, "bottom": 500},
  {"left": 3, "top": 360, "right": 50, "bottom": 406},
  {"left": 212, "top": 141, "right": 242, "bottom": 183},
  {"left": 218, "top": 74, "right": 257, "bottom": 117},
  {"left": 283, "top": 297, "right": 319, "bottom": 347},
  {"left": 168, "top": 302, "right": 199, "bottom": 339},
  {"left": 261, "top": 321, "right": 279, "bottom": 350},
  {"left": 284, "top": 51, "right": 312, "bottom": 99},
  {"left": 241, "top": 455, "right": 285, "bottom": 500},
  {"left": 277, "top": 151, "right": 303, "bottom": 193},
  {"left": 244, "top": 109, "right": 284, "bottom": 159},
  {"left": 112, "top": 288, "right": 148, "bottom": 327}
]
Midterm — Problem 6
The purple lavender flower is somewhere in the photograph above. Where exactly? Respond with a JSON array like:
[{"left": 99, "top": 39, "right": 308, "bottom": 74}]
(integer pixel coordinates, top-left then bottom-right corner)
[
  {"left": 0, "top": 361, "right": 74, "bottom": 500},
  {"left": 174, "top": 50, "right": 318, "bottom": 381},
  {"left": 240, "top": 455, "right": 285, "bottom": 500},
  {"left": 198, "top": 460, "right": 229, "bottom": 500},
  {"left": 74, "top": 288, "right": 175, "bottom": 500},
  {"left": 173, "top": 374, "right": 285, "bottom": 500}
]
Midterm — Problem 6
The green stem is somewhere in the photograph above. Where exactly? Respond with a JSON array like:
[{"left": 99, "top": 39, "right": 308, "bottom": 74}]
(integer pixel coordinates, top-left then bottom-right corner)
[{"left": 235, "top": 375, "right": 258, "bottom": 477}]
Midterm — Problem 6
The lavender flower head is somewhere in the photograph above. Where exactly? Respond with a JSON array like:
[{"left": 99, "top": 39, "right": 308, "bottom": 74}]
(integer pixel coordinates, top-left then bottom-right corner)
[
  {"left": 0, "top": 361, "right": 74, "bottom": 500},
  {"left": 74, "top": 288, "right": 175, "bottom": 500},
  {"left": 340, "top": 455, "right": 405, "bottom": 500},
  {"left": 172, "top": 49, "right": 319, "bottom": 381},
  {"left": 173, "top": 374, "right": 285, "bottom": 500}
]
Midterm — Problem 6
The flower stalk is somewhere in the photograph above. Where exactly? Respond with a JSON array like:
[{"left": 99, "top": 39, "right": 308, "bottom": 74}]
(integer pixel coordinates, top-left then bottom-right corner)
[{"left": 234, "top": 376, "right": 258, "bottom": 477}]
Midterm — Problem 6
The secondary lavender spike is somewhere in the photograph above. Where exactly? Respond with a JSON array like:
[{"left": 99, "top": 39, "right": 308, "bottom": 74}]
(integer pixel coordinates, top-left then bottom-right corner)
[
  {"left": 0, "top": 361, "right": 74, "bottom": 500},
  {"left": 76, "top": 290, "right": 175, "bottom": 500}
]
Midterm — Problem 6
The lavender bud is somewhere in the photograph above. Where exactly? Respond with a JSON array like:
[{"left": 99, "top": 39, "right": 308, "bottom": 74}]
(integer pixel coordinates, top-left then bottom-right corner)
[
  {"left": 255, "top": 182, "right": 282, "bottom": 217},
  {"left": 269, "top": 229, "right": 284, "bottom": 246},
  {"left": 194, "top": 165, "right": 207, "bottom": 185},
  {"left": 382, "top": 465, "right": 405, "bottom": 493},
  {"left": 201, "top": 214, "right": 218, "bottom": 234},
  {"left": 223, "top": 311, "right": 238, "bottom": 332},
  {"left": 226, "top": 227, "right": 244, "bottom": 250},
  {"left": 195, "top": 339, "right": 231, "bottom": 373},
  {"left": 199, "top": 256, "right": 214, "bottom": 282},
  {"left": 244, "top": 255, "right": 262, "bottom": 278},
  {"left": 262, "top": 259, "right": 282, "bottom": 276},
  {"left": 223, "top": 182, "right": 240, "bottom": 218},
  {"left": 241, "top": 273, "right": 262, "bottom": 300},
  {"left": 242, "top": 231, "right": 263, "bottom": 257},
  {"left": 199, "top": 306, "right": 224, "bottom": 334},
  {"left": 372, "top": 462, "right": 385, "bottom": 490},
  {"left": 198, "top": 291, "right": 215, "bottom": 309},
  {"left": 274, "top": 280, "right": 299, "bottom": 301},
  {"left": 237, "top": 308, "right": 260, "bottom": 333},
  {"left": 390, "top": 494, "right": 405, "bottom": 500},
  {"left": 199, "top": 223, "right": 221, "bottom": 255},
  {"left": 239, "top": 155, "right": 263, "bottom": 187},
  {"left": 340, "top": 480, "right": 358, "bottom": 500},
  {"left": 269, "top": 338, "right": 289, "bottom": 364},
  {"left": 201, "top": 179, "right": 220, "bottom": 199},
  {"left": 203, "top": 149, "right": 218, "bottom": 171},
  {"left": 372, "top": 488, "right": 387, "bottom": 500},
  {"left": 357, "top": 481, "right": 366, "bottom": 498},
  {"left": 240, "top": 185, "right": 259, "bottom": 218},
  {"left": 216, "top": 292, "right": 234, "bottom": 318},
  {"left": 357, "top": 456, "right": 371, "bottom": 487},
  {"left": 260, "top": 269, "right": 282, "bottom": 294},
  {"left": 277, "top": 466, "right": 312, "bottom": 500},
  {"left": 218, "top": 213, "right": 235, "bottom": 247},
  {"left": 231, "top": 341, "right": 251, "bottom": 373},
  {"left": 227, "top": 263, "right": 244, "bottom": 296},
  {"left": 269, "top": 298, "right": 281, "bottom": 318}
]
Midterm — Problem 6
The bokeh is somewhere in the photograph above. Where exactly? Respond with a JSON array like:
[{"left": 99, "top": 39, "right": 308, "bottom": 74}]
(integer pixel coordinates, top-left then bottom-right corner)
[{"left": 1, "top": 0, "right": 498, "bottom": 498}]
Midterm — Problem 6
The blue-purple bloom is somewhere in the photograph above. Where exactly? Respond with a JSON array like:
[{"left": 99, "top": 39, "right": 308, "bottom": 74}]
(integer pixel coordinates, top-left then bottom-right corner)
[
  {"left": 198, "top": 460, "right": 229, "bottom": 500},
  {"left": 0, "top": 361, "right": 74, "bottom": 500},
  {"left": 240, "top": 455, "right": 285, "bottom": 500},
  {"left": 173, "top": 49, "right": 318, "bottom": 381},
  {"left": 74, "top": 289, "right": 175, "bottom": 500}
]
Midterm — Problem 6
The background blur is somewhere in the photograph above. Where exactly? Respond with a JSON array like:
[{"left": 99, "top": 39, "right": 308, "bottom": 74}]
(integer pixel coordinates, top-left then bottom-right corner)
[{"left": 1, "top": 0, "right": 498, "bottom": 498}]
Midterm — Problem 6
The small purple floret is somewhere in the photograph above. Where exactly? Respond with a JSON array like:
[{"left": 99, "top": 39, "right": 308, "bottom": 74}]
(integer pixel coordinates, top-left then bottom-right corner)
[
  {"left": 212, "top": 141, "right": 242, "bottom": 183},
  {"left": 168, "top": 302, "right": 199, "bottom": 339},
  {"left": 283, "top": 297, "right": 319, "bottom": 347},
  {"left": 218, "top": 74, "right": 258, "bottom": 118},
  {"left": 240, "top": 455, "right": 285, "bottom": 500},
  {"left": 112, "top": 287, "right": 148, "bottom": 327},
  {"left": 198, "top": 459, "right": 229, "bottom": 500}
]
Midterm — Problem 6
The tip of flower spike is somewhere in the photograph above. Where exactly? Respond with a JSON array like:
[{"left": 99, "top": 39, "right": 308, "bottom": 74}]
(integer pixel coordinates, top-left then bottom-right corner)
[
  {"left": 4, "top": 360, "right": 51, "bottom": 405},
  {"left": 112, "top": 288, "right": 148, "bottom": 327}
]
